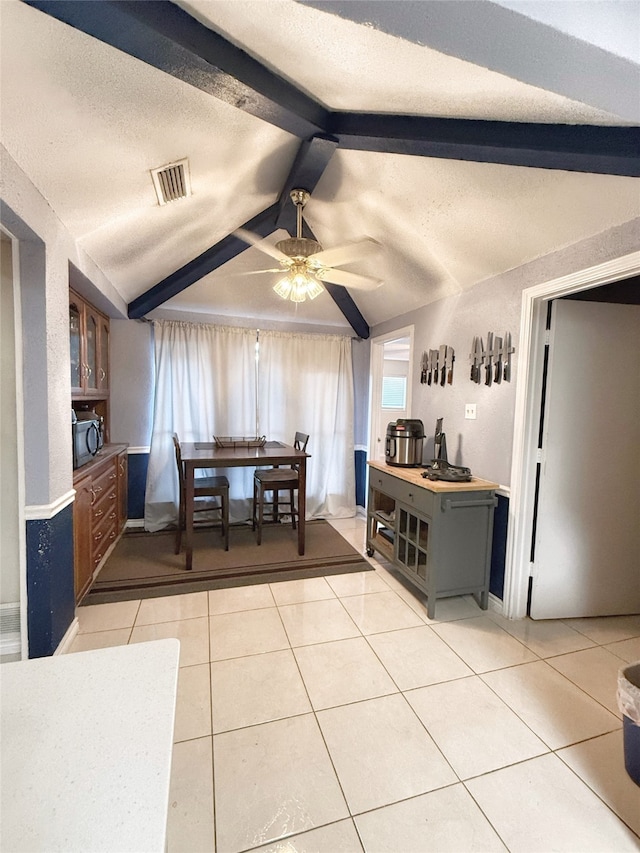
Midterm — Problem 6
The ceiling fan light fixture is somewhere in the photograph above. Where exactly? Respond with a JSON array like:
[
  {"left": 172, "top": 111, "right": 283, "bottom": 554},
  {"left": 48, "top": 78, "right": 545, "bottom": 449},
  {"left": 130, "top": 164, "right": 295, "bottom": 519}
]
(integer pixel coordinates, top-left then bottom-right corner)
[{"left": 273, "top": 264, "right": 325, "bottom": 303}]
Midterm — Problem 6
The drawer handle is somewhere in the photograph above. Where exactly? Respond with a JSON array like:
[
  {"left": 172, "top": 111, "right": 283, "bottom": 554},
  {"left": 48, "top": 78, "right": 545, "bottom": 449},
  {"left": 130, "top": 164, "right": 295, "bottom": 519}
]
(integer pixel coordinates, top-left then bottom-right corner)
[
  {"left": 94, "top": 509, "right": 104, "bottom": 519},
  {"left": 94, "top": 531, "right": 103, "bottom": 542},
  {"left": 443, "top": 497, "right": 498, "bottom": 512}
]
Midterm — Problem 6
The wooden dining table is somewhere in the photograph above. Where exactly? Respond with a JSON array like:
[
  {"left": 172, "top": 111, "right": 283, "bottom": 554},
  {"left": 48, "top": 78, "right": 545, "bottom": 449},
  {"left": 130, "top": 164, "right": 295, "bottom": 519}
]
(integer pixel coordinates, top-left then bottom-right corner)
[{"left": 179, "top": 441, "right": 310, "bottom": 570}]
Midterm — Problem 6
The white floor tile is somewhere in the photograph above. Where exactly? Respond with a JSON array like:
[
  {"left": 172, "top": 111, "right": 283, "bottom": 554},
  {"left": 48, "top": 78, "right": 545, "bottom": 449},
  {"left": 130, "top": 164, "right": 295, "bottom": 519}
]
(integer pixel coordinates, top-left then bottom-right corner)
[
  {"left": 466, "top": 753, "right": 640, "bottom": 852},
  {"left": 207, "top": 583, "right": 275, "bottom": 615},
  {"left": 339, "top": 591, "right": 424, "bottom": 635},
  {"left": 547, "top": 646, "right": 627, "bottom": 715},
  {"left": 67, "top": 628, "right": 131, "bottom": 653},
  {"left": 325, "top": 570, "right": 391, "bottom": 597},
  {"left": 173, "top": 663, "right": 212, "bottom": 743},
  {"left": 130, "top": 616, "right": 209, "bottom": 667},
  {"left": 406, "top": 676, "right": 548, "bottom": 779},
  {"left": 278, "top": 598, "right": 360, "bottom": 646},
  {"left": 418, "top": 595, "right": 484, "bottom": 624},
  {"left": 166, "top": 737, "right": 215, "bottom": 853},
  {"left": 487, "top": 612, "right": 596, "bottom": 658},
  {"left": 317, "top": 693, "right": 457, "bottom": 814},
  {"left": 562, "top": 615, "right": 640, "bottom": 645},
  {"left": 136, "top": 591, "right": 208, "bottom": 625},
  {"left": 213, "top": 714, "right": 348, "bottom": 853},
  {"left": 355, "top": 784, "right": 508, "bottom": 852},
  {"left": 251, "top": 819, "right": 364, "bottom": 853},
  {"left": 432, "top": 617, "right": 538, "bottom": 673},
  {"left": 76, "top": 599, "right": 140, "bottom": 633},
  {"left": 606, "top": 637, "right": 640, "bottom": 663},
  {"left": 558, "top": 730, "right": 640, "bottom": 837},
  {"left": 293, "top": 637, "right": 397, "bottom": 709},
  {"left": 481, "top": 660, "right": 620, "bottom": 750},
  {"left": 367, "top": 625, "right": 473, "bottom": 690},
  {"left": 269, "top": 576, "right": 336, "bottom": 605},
  {"left": 209, "top": 607, "right": 289, "bottom": 661},
  {"left": 210, "top": 649, "right": 311, "bottom": 732}
]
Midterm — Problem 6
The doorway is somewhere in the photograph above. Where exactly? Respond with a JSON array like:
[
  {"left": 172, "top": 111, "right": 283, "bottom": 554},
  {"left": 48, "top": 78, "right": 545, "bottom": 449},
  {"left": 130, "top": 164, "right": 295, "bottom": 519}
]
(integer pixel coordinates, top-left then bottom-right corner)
[
  {"left": 504, "top": 250, "right": 640, "bottom": 619},
  {"left": 368, "top": 326, "right": 414, "bottom": 464}
]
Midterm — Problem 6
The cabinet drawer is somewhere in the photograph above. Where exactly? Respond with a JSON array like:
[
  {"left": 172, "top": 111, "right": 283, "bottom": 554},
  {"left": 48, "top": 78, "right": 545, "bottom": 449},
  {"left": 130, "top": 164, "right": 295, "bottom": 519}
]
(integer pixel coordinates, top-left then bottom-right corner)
[
  {"left": 92, "top": 517, "right": 117, "bottom": 567},
  {"left": 369, "top": 469, "right": 433, "bottom": 517},
  {"left": 92, "top": 484, "right": 117, "bottom": 522},
  {"left": 91, "top": 462, "right": 118, "bottom": 506},
  {"left": 399, "top": 487, "right": 433, "bottom": 517}
]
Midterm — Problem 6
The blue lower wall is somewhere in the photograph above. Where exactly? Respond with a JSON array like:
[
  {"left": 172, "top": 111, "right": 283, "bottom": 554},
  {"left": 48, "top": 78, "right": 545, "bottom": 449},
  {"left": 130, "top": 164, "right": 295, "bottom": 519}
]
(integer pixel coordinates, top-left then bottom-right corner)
[
  {"left": 489, "top": 493, "right": 508, "bottom": 600},
  {"left": 355, "top": 449, "right": 366, "bottom": 507},
  {"left": 127, "top": 451, "right": 149, "bottom": 519},
  {"left": 26, "top": 503, "right": 75, "bottom": 658}
]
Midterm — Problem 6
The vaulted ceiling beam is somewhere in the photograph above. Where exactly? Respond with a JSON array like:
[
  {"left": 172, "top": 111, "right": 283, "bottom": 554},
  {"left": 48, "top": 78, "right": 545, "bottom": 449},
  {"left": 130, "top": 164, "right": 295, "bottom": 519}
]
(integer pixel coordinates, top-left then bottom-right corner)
[
  {"left": 25, "top": 0, "right": 328, "bottom": 137},
  {"left": 330, "top": 114, "right": 640, "bottom": 177},
  {"left": 127, "top": 204, "right": 279, "bottom": 319},
  {"left": 275, "top": 135, "right": 340, "bottom": 230}
]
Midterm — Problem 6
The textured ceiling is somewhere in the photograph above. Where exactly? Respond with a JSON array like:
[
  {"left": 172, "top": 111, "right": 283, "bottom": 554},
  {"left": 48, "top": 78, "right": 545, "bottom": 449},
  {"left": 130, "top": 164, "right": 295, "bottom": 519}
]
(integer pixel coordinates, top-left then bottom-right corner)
[{"left": 1, "top": 0, "right": 638, "bottom": 333}]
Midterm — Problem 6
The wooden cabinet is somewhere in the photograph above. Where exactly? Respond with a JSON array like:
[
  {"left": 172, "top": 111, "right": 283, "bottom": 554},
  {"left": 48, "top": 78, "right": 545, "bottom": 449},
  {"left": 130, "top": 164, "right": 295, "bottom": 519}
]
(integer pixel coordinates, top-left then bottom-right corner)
[
  {"left": 73, "top": 445, "right": 128, "bottom": 603},
  {"left": 69, "top": 289, "right": 109, "bottom": 399},
  {"left": 366, "top": 463, "right": 497, "bottom": 619}
]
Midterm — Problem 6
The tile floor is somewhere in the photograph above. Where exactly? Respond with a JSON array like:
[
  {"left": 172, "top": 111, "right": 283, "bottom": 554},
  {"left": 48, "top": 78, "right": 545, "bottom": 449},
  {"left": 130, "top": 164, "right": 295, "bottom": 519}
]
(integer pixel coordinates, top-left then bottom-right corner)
[{"left": 69, "top": 517, "right": 640, "bottom": 853}]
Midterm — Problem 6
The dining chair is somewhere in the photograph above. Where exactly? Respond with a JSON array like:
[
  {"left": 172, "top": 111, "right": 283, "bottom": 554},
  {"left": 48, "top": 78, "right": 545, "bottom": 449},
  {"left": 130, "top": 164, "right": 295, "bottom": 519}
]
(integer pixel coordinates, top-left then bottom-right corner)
[
  {"left": 252, "top": 432, "right": 309, "bottom": 545},
  {"left": 173, "top": 433, "right": 229, "bottom": 553}
]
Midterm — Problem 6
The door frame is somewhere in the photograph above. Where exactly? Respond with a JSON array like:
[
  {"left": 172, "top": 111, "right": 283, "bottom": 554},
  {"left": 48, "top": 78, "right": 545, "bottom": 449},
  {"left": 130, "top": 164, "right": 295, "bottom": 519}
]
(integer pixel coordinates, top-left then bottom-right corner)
[
  {"left": 0, "top": 223, "right": 28, "bottom": 658},
  {"left": 504, "top": 249, "right": 640, "bottom": 618},
  {"left": 368, "top": 325, "right": 415, "bottom": 464}
]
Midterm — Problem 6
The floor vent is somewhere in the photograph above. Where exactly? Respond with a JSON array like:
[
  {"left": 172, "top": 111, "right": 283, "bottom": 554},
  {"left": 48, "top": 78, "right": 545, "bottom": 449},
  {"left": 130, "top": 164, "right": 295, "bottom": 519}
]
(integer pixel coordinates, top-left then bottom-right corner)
[
  {"left": 150, "top": 158, "right": 191, "bottom": 205},
  {"left": 0, "top": 603, "right": 21, "bottom": 657}
]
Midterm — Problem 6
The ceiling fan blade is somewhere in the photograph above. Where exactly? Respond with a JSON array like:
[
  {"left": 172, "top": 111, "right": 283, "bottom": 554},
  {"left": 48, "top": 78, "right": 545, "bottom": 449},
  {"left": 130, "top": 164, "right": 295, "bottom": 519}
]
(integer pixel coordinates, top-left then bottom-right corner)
[
  {"left": 317, "top": 268, "right": 382, "bottom": 290},
  {"left": 234, "top": 228, "right": 290, "bottom": 263},
  {"left": 239, "top": 268, "right": 284, "bottom": 276},
  {"left": 310, "top": 237, "right": 381, "bottom": 268}
]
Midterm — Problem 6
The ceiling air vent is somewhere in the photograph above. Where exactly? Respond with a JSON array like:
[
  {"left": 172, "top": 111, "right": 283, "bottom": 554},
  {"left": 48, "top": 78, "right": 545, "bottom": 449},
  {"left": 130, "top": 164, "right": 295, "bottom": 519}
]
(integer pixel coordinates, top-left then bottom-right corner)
[{"left": 150, "top": 158, "right": 191, "bottom": 205}]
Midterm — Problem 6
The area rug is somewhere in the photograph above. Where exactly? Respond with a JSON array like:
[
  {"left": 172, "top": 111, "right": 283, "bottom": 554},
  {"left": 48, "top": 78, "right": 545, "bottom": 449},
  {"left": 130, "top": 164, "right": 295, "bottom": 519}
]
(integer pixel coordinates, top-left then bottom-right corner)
[{"left": 83, "top": 519, "right": 371, "bottom": 604}]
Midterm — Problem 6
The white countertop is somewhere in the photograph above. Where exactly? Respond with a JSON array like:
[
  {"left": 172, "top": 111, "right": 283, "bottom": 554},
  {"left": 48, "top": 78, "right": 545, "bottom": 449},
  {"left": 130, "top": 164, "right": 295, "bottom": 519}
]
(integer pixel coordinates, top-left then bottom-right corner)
[{"left": 0, "top": 639, "right": 180, "bottom": 853}]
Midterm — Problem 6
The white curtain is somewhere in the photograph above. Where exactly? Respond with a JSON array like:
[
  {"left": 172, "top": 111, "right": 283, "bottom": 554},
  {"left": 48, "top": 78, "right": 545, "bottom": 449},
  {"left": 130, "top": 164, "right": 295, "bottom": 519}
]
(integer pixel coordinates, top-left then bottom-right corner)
[
  {"left": 145, "top": 321, "right": 257, "bottom": 531},
  {"left": 144, "top": 320, "right": 356, "bottom": 531},
  {"left": 258, "top": 330, "right": 355, "bottom": 518}
]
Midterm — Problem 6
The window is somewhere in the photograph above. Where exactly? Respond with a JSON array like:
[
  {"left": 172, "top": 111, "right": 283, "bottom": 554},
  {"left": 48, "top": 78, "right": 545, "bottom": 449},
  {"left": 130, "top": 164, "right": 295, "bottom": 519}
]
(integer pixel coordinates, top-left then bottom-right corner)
[{"left": 382, "top": 376, "right": 407, "bottom": 409}]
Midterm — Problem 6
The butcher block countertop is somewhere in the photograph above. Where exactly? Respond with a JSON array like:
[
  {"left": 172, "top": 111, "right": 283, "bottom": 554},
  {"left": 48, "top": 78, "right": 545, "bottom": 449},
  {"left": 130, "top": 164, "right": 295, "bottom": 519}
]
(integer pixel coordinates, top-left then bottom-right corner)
[{"left": 368, "top": 460, "right": 498, "bottom": 493}]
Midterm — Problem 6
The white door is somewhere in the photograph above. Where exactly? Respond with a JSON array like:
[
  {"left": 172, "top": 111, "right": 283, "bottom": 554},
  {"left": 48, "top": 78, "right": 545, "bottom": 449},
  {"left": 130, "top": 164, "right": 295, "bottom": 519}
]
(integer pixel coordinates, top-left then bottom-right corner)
[
  {"left": 369, "top": 329, "right": 413, "bottom": 463},
  {"left": 530, "top": 300, "right": 640, "bottom": 619}
]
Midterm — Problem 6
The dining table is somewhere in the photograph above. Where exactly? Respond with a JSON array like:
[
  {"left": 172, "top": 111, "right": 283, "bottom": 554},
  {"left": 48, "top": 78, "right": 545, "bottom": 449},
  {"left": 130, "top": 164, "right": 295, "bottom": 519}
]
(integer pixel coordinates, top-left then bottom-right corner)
[{"left": 179, "top": 440, "right": 310, "bottom": 570}]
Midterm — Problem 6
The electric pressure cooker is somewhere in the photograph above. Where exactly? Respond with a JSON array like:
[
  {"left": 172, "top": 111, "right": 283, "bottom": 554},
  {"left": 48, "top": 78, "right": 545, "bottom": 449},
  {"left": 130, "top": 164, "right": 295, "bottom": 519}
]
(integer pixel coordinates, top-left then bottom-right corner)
[{"left": 385, "top": 419, "right": 425, "bottom": 467}]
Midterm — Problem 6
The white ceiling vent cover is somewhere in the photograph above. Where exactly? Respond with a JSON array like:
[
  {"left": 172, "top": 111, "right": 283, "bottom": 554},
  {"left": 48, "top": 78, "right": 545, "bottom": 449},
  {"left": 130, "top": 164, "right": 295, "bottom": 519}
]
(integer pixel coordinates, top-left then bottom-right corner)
[{"left": 151, "top": 158, "right": 191, "bottom": 205}]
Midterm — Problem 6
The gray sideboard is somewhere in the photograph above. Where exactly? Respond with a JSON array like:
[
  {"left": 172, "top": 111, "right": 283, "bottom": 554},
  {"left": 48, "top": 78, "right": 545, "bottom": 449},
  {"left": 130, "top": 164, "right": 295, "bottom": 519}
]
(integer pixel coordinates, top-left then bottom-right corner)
[{"left": 366, "top": 462, "right": 498, "bottom": 619}]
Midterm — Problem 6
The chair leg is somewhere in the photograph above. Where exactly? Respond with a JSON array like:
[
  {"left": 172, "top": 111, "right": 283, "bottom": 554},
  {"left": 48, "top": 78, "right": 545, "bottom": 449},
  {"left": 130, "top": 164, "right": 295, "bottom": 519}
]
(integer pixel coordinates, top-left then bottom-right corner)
[
  {"left": 290, "top": 488, "right": 296, "bottom": 530},
  {"left": 175, "top": 500, "right": 184, "bottom": 554},
  {"left": 223, "top": 492, "right": 229, "bottom": 551},
  {"left": 257, "top": 484, "right": 264, "bottom": 546},
  {"left": 272, "top": 489, "right": 279, "bottom": 523}
]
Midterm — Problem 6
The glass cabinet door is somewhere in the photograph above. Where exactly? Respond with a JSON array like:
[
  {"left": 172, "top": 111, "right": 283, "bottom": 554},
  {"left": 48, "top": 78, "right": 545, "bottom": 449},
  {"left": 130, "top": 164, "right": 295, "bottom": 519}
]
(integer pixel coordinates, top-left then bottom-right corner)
[
  {"left": 69, "top": 300, "right": 83, "bottom": 393},
  {"left": 98, "top": 318, "right": 109, "bottom": 391},
  {"left": 84, "top": 309, "right": 98, "bottom": 393}
]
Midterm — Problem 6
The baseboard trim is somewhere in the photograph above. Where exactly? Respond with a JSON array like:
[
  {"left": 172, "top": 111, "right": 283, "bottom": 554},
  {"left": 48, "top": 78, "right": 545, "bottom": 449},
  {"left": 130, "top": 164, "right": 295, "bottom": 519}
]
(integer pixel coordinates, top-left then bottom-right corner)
[{"left": 54, "top": 616, "right": 79, "bottom": 655}]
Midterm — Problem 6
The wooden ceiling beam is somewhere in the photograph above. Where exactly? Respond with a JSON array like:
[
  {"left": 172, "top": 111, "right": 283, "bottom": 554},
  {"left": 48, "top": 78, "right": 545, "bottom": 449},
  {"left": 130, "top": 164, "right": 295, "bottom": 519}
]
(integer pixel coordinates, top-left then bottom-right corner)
[
  {"left": 25, "top": 0, "right": 328, "bottom": 138},
  {"left": 330, "top": 114, "right": 640, "bottom": 177},
  {"left": 127, "top": 204, "right": 279, "bottom": 318}
]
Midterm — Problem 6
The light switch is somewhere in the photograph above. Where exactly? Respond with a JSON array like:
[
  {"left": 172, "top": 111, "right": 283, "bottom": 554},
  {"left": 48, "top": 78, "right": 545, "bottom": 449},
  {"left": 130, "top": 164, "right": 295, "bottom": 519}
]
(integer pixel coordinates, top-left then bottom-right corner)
[{"left": 465, "top": 403, "right": 477, "bottom": 420}]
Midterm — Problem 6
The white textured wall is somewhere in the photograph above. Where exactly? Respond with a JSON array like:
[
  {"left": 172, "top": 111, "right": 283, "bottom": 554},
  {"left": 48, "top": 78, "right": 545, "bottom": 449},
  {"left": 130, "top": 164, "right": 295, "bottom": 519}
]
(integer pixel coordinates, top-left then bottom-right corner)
[
  {"left": 371, "top": 218, "right": 640, "bottom": 487},
  {"left": 109, "top": 320, "right": 155, "bottom": 448},
  {"left": 0, "top": 147, "right": 126, "bottom": 505}
]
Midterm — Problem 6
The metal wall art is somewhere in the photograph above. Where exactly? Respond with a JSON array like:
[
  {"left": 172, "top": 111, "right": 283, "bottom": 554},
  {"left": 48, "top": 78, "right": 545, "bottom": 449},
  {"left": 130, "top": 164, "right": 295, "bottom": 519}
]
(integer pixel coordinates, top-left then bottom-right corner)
[
  {"left": 469, "top": 332, "right": 514, "bottom": 385},
  {"left": 420, "top": 346, "right": 455, "bottom": 386}
]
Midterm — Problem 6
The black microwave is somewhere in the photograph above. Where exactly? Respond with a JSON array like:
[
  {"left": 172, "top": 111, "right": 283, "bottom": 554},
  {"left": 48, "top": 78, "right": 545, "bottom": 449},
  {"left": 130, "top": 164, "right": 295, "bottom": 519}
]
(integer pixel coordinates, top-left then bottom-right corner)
[{"left": 72, "top": 413, "right": 102, "bottom": 469}]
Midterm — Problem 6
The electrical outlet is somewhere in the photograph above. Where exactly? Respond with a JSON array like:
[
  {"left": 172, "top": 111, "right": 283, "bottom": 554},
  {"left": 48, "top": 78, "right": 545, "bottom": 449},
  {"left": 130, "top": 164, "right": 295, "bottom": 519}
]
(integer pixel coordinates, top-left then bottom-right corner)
[{"left": 465, "top": 403, "right": 477, "bottom": 420}]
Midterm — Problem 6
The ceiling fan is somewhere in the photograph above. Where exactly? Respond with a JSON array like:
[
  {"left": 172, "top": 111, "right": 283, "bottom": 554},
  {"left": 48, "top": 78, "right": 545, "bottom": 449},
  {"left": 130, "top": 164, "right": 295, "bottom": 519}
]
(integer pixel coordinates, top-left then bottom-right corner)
[{"left": 235, "top": 189, "right": 382, "bottom": 302}]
